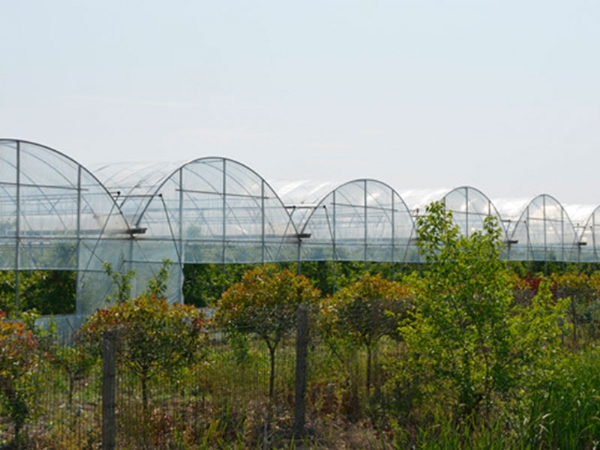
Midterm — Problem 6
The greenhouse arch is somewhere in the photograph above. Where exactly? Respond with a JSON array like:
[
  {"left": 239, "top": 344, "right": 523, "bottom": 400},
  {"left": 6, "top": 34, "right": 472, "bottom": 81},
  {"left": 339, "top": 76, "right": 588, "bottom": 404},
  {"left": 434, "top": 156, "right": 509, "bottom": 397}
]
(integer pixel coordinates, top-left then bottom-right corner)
[
  {"left": 297, "top": 179, "right": 418, "bottom": 264},
  {"left": 94, "top": 157, "right": 302, "bottom": 303},
  {"left": 0, "top": 139, "right": 133, "bottom": 326},
  {"left": 506, "top": 194, "right": 578, "bottom": 262},
  {"left": 575, "top": 205, "right": 600, "bottom": 263},
  {"left": 2, "top": 138, "right": 600, "bottom": 320}
]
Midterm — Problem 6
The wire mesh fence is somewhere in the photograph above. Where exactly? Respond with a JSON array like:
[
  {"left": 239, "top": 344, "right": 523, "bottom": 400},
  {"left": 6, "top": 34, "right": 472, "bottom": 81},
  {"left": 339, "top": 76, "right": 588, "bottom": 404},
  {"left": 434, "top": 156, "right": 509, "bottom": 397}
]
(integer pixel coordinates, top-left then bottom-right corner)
[
  {"left": 108, "top": 330, "right": 300, "bottom": 449},
  {"left": 0, "top": 306, "right": 409, "bottom": 449}
]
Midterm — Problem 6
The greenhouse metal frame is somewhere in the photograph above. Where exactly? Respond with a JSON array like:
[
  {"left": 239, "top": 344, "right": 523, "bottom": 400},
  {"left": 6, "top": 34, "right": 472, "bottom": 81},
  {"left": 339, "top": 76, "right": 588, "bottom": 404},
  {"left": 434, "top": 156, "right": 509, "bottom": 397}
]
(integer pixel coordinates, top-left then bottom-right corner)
[{"left": 0, "top": 139, "right": 597, "bottom": 320}]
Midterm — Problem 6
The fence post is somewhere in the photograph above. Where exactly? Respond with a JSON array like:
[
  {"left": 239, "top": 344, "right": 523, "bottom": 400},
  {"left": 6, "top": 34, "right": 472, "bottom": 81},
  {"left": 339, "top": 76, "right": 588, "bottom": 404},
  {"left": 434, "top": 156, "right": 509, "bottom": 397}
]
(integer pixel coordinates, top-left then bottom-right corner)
[
  {"left": 102, "top": 328, "right": 117, "bottom": 450},
  {"left": 294, "top": 304, "right": 308, "bottom": 438}
]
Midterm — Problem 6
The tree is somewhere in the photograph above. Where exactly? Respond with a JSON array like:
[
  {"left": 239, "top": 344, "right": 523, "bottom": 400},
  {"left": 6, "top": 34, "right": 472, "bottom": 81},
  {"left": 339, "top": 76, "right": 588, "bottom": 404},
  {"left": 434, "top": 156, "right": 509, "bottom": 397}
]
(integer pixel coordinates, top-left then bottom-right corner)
[
  {"left": 82, "top": 259, "right": 200, "bottom": 416},
  {"left": 401, "top": 201, "right": 518, "bottom": 417},
  {"left": 38, "top": 320, "right": 98, "bottom": 407},
  {"left": 81, "top": 293, "right": 206, "bottom": 414},
  {"left": 399, "top": 201, "right": 569, "bottom": 421},
  {"left": 80, "top": 294, "right": 206, "bottom": 414},
  {"left": 103, "top": 262, "right": 136, "bottom": 304},
  {"left": 325, "top": 273, "right": 411, "bottom": 391},
  {"left": 214, "top": 265, "right": 321, "bottom": 398}
]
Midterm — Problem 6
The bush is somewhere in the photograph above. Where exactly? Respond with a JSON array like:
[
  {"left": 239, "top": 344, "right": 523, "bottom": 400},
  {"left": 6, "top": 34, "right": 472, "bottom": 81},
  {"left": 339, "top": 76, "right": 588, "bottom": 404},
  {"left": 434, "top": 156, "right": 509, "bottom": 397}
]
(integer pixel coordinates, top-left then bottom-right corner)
[{"left": 0, "top": 311, "right": 40, "bottom": 444}]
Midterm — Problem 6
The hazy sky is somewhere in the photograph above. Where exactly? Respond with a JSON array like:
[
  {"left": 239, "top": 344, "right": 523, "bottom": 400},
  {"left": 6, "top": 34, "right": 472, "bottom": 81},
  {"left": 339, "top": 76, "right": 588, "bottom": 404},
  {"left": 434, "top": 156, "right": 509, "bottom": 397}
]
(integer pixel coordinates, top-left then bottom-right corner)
[{"left": 2, "top": 1, "right": 599, "bottom": 204}]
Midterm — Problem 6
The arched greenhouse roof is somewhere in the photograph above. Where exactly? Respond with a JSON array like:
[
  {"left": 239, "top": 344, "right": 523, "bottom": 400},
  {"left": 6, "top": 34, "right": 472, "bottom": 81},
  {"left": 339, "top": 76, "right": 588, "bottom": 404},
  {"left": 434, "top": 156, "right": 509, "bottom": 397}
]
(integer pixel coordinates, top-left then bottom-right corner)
[
  {"left": 441, "top": 186, "right": 505, "bottom": 238},
  {"left": 92, "top": 160, "right": 186, "bottom": 227},
  {"left": 0, "top": 139, "right": 134, "bottom": 317},
  {"left": 564, "top": 204, "right": 598, "bottom": 231},
  {"left": 576, "top": 205, "right": 600, "bottom": 263},
  {"left": 269, "top": 179, "right": 345, "bottom": 206},
  {"left": 299, "top": 179, "right": 418, "bottom": 263},
  {"left": 400, "top": 186, "right": 505, "bottom": 239},
  {"left": 94, "top": 157, "right": 304, "bottom": 303},
  {"left": 492, "top": 197, "right": 534, "bottom": 227},
  {"left": 267, "top": 179, "right": 345, "bottom": 231},
  {"left": 130, "top": 156, "right": 298, "bottom": 268},
  {"left": 507, "top": 194, "right": 579, "bottom": 262},
  {"left": 400, "top": 188, "right": 452, "bottom": 214}
]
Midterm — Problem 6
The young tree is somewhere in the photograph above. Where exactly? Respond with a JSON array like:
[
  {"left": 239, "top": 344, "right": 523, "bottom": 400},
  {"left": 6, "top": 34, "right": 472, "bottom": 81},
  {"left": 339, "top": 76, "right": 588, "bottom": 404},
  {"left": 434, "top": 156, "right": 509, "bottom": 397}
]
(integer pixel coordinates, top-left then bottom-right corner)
[
  {"left": 401, "top": 201, "right": 517, "bottom": 417},
  {"left": 326, "top": 273, "right": 411, "bottom": 391},
  {"left": 214, "top": 265, "right": 321, "bottom": 398},
  {"left": 103, "top": 262, "right": 136, "bottom": 304},
  {"left": 80, "top": 294, "right": 206, "bottom": 414},
  {"left": 400, "top": 201, "right": 569, "bottom": 421},
  {"left": 38, "top": 320, "right": 98, "bottom": 407}
]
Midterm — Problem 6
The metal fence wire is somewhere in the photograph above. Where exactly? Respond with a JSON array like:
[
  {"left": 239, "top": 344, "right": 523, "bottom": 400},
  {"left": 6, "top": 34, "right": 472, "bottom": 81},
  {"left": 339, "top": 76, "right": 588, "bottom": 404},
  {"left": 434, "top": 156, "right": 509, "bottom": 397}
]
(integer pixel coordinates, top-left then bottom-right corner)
[{"left": 0, "top": 305, "right": 404, "bottom": 449}]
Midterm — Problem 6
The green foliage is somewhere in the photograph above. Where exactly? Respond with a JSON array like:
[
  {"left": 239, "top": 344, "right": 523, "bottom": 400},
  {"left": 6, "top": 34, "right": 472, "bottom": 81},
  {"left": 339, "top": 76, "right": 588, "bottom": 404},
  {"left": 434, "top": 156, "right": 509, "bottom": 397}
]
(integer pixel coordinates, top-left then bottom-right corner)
[
  {"left": 515, "top": 344, "right": 600, "bottom": 448},
  {"left": 182, "top": 263, "right": 253, "bottom": 307},
  {"left": 0, "top": 311, "right": 39, "bottom": 443},
  {"left": 401, "top": 201, "right": 515, "bottom": 416},
  {"left": 331, "top": 273, "right": 412, "bottom": 347},
  {"left": 103, "top": 262, "right": 135, "bottom": 304},
  {"left": 0, "top": 270, "right": 76, "bottom": 316},
  {"left": 182, "top": 261, "right": 411, "bottom": 309},
  {"left": 510, "top": 280, "right": 570, "bottom": 372},
  {"left": 214, "top": 265, "right": 321, "bottom": 397},
  {"left": 552, "top": 271, "right": 600, "bottom": 346},
  {"left": 298, "top": 261, "right": 366, "bottom": 296},
  {"left": 215, "top": 265, "right": 321, "bottom": 352},
  {"left": 322, "top": 273, "right": 412, "bottom": 392},
  {"left": 84, "top": 257, "right": 207, "bottom": 414},
  {"left": 143, "top": 259, "right": 173, "bottom": 297},
  {"left": 80, "top": 294, "right": 207, "bottom": 412},
  {"left": 398, "top": 201, "right": 568, "bottom": 422},
  {"left": 3, "top": 261, "right": 600, "bottom": 447},
  {"left": 38, "top": 319, "right": 98, "bottom": 406}
]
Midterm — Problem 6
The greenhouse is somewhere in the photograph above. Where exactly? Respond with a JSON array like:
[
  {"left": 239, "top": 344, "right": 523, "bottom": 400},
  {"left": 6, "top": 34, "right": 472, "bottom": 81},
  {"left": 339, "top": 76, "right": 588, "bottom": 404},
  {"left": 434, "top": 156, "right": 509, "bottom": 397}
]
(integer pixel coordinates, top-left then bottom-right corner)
[
  {"left": 1, "top": 139, "right": 600, "bottom": 319},
  {"left": 272, "top": 179, "right": 418, "bottom": 264},
  {"left": 0, "top": 140, "right": 132, "bottom": 328}
]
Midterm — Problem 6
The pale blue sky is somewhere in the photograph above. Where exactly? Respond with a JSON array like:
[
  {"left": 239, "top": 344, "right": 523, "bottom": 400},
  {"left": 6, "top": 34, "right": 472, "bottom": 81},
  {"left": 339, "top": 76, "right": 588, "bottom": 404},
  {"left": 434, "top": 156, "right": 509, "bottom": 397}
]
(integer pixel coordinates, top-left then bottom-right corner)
[{"left": 1, "top": 1, "right": 599, "bottom": 204}]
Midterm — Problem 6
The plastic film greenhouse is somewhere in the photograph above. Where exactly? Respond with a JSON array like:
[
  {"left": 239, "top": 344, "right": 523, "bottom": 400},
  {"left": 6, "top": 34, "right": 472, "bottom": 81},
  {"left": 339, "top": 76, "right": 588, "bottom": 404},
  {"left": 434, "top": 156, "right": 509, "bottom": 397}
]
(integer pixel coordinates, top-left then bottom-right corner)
[{"left": 1, "top": 139, "right": 598, "bottom": 322}]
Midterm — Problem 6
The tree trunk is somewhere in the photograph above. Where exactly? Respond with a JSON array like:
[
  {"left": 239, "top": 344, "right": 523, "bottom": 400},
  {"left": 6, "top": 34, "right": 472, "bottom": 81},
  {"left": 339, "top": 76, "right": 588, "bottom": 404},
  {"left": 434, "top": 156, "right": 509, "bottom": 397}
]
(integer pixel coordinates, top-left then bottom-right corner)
[
  {"left": 68, "top": 374, "right": 75, "bottom": 407},
  {"left": 142, "top": 374, "right": 149, "bottom": 416},
  {"left": 268, "top": 345, "right": 276, "bottom": 398},
  {"left": 366, "top": 344, "right": 372, "bottom": 392}
]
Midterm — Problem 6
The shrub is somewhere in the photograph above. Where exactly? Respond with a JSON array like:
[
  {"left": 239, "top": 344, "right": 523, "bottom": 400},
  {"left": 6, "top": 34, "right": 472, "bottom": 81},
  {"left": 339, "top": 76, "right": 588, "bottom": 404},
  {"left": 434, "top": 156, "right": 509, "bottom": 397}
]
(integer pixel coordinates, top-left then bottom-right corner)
[{"left": 0, "top": 311, "right": 39, "bottom": 443}]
